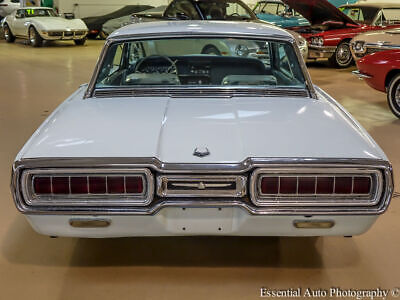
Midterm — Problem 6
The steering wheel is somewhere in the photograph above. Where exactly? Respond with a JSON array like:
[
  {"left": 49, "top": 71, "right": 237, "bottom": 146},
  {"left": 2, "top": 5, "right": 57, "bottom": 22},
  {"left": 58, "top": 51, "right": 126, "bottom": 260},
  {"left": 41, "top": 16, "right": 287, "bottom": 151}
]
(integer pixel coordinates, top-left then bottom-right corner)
[
  {"left": 228, "top": 12, "right": 241, "bottom": 17},
  {"left": 134, "top": 55, "right": 178, "bottom": 75}
]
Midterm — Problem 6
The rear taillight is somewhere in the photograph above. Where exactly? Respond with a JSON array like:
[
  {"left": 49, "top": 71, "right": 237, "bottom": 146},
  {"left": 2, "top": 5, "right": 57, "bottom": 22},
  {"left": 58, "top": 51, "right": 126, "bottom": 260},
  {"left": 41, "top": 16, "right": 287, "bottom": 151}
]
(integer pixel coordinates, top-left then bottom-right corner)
[
  {"left": 21, "top": 168, "right": 153, "bottom": 207},
  {"left": 260, "top": 176, "right": 371, "bottom": 195},
  {"left": 32, "top": 175, "right": 144, "bottom": 195},
  {"left": 252, "top": 168, "right": 383, "bottom": 207}
]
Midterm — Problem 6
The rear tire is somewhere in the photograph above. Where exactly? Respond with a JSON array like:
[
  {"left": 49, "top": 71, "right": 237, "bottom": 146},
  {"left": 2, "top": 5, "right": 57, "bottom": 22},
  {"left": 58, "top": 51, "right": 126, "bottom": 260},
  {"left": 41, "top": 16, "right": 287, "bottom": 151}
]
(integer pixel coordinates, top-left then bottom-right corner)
[
  {"left": 74, "top": 37, "right": 87, "bottom": 46},
  {"left": 29, "top": 26, "right": 43, "bottom": 47},
  {"left": 4, "top": 24, "right": 15, "bottom": 43},
  {"left": 329, "top": 41, "right": 353, "bottom": 68},
  {"left": 387, "top": 74, "right": 400, "bottom": 119}
]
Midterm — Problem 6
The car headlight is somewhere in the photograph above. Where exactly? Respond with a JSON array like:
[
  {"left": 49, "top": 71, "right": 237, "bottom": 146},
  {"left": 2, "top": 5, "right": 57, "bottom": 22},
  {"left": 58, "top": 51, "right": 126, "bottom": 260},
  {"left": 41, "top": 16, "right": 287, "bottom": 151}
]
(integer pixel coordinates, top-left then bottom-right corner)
[
  {"left": 235, "top": 44, "right": 249, "bottom": 57},
  {"left": 353, "top": 41, "right": 366, "bottom": 53},
  {"left": 310, "top": 37, "right": 324, "bottom": 47}
]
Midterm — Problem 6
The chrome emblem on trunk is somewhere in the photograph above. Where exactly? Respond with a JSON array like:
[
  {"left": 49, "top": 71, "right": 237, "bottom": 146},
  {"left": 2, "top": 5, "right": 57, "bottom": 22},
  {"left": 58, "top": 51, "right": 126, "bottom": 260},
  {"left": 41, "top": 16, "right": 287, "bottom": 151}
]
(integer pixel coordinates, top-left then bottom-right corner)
[{"left": 193, "top": 147, "right": 210, "bottom": 157}]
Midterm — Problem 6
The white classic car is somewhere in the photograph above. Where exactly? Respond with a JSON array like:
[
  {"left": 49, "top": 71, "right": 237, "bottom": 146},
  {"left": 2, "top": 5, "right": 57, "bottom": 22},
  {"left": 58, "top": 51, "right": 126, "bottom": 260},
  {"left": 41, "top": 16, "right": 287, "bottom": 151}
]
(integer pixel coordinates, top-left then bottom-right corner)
[
  {"left": 11, "top": 21, "right": 393, "bottom": 238},
  {"left": 0, "top": 0, "right": 20, "bottom": 18},
  {"left": 2, "top": 7, "right": 88, "bottom": 46}
]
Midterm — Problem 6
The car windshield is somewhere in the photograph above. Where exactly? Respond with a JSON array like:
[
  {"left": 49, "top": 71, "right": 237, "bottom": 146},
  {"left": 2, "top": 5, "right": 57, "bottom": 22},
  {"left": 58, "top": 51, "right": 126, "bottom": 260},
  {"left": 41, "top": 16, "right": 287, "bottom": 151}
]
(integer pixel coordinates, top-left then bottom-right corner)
[
  {"left": 197, "top": 0, "right": 255, "bottom": 20},
  {"left": 24, "top": 8, "right": 57, "bottom": 17},
  {"left": 95, "top": 37, "right": 306, "bottom": 89},
  {"left": 341, "top": 6, "right": 379, "bottom": 25}
]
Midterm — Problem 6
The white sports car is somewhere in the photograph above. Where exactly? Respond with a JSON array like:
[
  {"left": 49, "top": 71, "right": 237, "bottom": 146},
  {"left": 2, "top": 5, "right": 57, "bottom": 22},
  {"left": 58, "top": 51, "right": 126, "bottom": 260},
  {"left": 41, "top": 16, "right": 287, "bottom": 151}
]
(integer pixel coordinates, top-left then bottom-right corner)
[
  {"left": 11, "top": 21, "right": 393, "bottom": 238},
  {"left": 2, "top": 7, "right": 88, "bottom": 46}
]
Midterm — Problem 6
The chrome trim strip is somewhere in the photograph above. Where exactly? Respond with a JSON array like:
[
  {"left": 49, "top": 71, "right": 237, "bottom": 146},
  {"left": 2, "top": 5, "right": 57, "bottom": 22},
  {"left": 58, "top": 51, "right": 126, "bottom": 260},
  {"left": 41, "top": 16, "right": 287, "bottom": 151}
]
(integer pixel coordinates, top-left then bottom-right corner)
[
  {"left": 250, "top": 168, "right": 382, "bottom": 207},
  {"left": 156, "top": 175, "right": 247, "bottom": 198},
  {"left": 352, "top": 70, "right": 372, "bottom": 79},
  {"left": 10, "top": 157, "right": 393, "bottom": 216},
  {"left": 93, "top": 87, "right": 311, "bottom": 99},
  {"left": 21, "top": 168, "right": 154, "bottom": 207},
  {"left": 84, "top": 33, "right": 317, "bottom": 99}
]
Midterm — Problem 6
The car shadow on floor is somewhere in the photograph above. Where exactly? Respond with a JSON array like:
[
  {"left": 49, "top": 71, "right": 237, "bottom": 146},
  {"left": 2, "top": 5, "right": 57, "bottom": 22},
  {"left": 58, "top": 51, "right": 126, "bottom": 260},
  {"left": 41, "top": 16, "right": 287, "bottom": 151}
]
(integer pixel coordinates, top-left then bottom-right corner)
[{"left": 2, "top": 215, "right": 362, "bottom": 268}]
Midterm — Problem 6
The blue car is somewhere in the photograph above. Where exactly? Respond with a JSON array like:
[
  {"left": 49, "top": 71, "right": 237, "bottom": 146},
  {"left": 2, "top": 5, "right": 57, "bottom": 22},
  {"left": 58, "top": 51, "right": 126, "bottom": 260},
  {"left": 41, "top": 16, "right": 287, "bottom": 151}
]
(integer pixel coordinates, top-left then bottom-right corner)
[
  {"left": 253, "top": 0, "right": 310, "bottom": 28},
  {"left": 329, "top": 0, "right": 358, "bottom": 8}
]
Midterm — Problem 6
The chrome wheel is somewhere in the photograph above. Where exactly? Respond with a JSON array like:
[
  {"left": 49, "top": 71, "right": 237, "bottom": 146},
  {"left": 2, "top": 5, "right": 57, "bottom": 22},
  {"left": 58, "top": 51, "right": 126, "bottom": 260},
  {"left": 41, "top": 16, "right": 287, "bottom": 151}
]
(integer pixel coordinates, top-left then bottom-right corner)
[
  {"left": 3, "top": 24, "right": 15, "bottom": 43},
  {"left": 387, "top": 74, "right": 400, "bottom": 119},
  {"left": 29, "top": 27, "right": 36, "bottom": 45},
  {"left": 395, "top": 84, "right": 400, "bottom": 107},
  {"left": 335, "top": 42, "right": 352, "bottom": 67},
  {"left": 4, "top": 27, "right": 9, "bottom": 40}
]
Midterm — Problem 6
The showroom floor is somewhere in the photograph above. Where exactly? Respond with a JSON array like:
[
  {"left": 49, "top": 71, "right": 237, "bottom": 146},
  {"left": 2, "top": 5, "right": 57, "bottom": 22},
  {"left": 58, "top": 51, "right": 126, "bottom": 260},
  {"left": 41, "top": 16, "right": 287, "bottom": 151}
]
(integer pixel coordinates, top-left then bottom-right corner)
[{"left": 0, "top": 39, "right": 399, "bottom": 300}]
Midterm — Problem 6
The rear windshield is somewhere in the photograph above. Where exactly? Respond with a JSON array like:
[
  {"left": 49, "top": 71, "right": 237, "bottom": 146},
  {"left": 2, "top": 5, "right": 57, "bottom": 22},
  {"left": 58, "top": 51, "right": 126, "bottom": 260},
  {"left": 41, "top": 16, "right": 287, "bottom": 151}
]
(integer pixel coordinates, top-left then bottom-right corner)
[
  {"left": 95, "top": 37, "right": 306, "bottom": 89},
  {"left": 341, "top": 6, "right": 379, "bottom": 24},
  {"left": 197, "top": 0, "right": 255, "bottom": 20}
]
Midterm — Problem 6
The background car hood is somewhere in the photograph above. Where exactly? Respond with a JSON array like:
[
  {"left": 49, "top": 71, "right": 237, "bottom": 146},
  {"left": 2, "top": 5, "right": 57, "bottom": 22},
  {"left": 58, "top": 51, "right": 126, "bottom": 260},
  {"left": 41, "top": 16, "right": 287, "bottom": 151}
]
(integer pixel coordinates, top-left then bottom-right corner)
[
  {"left": 18, "top": 86, "right": 386, "bottom": 163},
  {"left": 281, "top": 0, "right": 358, "bottom": 27},
  {"left": 353, "top": 28, "right": 400, "bottom": 44},
  {"left": 32, "top": 17, "right": 87, "bottom": 30}
]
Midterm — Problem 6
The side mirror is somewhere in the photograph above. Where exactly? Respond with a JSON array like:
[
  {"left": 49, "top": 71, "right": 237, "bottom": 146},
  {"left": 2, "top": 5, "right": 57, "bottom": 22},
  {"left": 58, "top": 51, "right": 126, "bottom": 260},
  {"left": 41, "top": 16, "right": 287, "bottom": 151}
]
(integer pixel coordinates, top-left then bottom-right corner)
[{"left": 16, "top": 13, "right": 24, "bottom": 19}]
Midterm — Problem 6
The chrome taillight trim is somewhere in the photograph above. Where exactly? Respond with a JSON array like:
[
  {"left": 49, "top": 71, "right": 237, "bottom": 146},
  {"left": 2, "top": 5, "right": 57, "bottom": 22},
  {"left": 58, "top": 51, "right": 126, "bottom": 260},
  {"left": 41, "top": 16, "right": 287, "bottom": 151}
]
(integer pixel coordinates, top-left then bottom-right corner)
[
  {"left": 250, "top": 168, "right": 382, "bottom": 207},
  {"left": 20, "top": 168, "right": 154, "bottom": 207},
  {"left": 11, "top": 157, "right": 393, "bottom": 216},
  {"left": 156, "top": 175, "right": 247, "bottom": 197}
]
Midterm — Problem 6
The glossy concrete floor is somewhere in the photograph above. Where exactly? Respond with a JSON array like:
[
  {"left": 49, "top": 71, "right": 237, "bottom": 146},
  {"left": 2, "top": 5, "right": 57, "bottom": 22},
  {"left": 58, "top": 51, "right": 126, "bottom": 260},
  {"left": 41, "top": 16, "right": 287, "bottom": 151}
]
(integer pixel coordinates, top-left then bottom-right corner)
[{"left": 0, "top": 39, "right": 399, "bottom": 300}]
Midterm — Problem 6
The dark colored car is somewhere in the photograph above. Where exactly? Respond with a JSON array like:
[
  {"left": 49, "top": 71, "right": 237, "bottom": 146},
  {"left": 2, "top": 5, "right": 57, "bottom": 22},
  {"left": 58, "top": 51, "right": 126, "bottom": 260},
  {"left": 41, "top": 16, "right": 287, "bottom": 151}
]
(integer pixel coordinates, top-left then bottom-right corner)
[
  {"left": 83, "top": 5, "right": 153, "bottom": 38},
  {"left": 282, "top": 0, "right": 400, "bottom": 68},
  {"left": 354, "top": 49, "right": 400, "bottom": 118}
]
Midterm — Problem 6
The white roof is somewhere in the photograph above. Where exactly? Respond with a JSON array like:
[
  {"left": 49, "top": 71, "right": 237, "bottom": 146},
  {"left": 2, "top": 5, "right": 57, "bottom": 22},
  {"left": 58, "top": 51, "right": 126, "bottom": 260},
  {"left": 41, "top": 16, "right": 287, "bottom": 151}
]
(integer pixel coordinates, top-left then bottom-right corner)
[{"left": 108, "top": 20, "right": 292, "bottom": 40}]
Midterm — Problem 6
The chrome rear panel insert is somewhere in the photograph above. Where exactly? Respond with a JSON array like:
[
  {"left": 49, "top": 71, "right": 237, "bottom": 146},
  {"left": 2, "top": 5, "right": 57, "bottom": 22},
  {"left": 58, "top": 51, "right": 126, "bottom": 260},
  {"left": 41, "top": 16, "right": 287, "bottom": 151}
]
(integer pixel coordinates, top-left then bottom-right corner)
[{"left": 157, "top": 175, "right": 247, "bottom": 198}]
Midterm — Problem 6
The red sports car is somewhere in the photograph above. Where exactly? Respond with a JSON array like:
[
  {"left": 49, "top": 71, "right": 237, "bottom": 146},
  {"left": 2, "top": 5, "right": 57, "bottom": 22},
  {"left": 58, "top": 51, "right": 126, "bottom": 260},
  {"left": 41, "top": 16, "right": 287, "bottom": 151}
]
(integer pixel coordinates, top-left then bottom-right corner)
[
  {"left": 282, "top": 0, "right": 400, "bottom": 68},
  {"left": 354, "top": 49, "right": 400, "bottom": 118}
]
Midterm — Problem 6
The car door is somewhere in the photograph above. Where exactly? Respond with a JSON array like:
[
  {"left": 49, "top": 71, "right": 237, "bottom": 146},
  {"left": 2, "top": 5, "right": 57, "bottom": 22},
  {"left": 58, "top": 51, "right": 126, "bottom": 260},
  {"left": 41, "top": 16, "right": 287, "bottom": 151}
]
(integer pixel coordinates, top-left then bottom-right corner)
[{"left": 12, "top": 9, "right": 28, "bottom": 36}]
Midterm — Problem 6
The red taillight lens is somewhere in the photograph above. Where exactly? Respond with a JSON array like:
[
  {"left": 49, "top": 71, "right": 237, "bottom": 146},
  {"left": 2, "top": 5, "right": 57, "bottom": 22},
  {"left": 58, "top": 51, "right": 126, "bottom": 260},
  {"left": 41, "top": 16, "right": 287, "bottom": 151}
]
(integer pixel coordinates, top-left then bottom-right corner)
[
  {"left": 52, "top": 177, "right": 69, "bottom": 194},
  {"left": 126, "top": 176, "right": 143, "bottom": 194},
  {"left": 107, "top": 176, "right": 125, "bottom": 194},
  {"left": 353, "top": 177, "right": 371, "bottom": 194},
  {"left": 259, "top": 175, "right": 372, "bottom": 196},
  {"left": 279, "top": 177, "right": 297, "bottom": 194},
  {"left": 334, "top": 177, "right": 352, "bottom": 194},
  {"left": 89, "top": 177, "right": 106, "bottom": 194},
  {"left": 33, "top": 177, "right": 51, "bottom": 194},
  {"left": 33, "top": 175, "right": 144, "bottom": 195},
  {"left": 316, "top": 177, "right": 334, "bottom": 194},
  {"left": 298, "top": 177, "right": 316, "bottom": 194},
  {"left": 260, "top": 176, "right": 278, "bottom": 194},
  {"left": 70, "top": 177, "right": 88, "bottom": 194}
]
